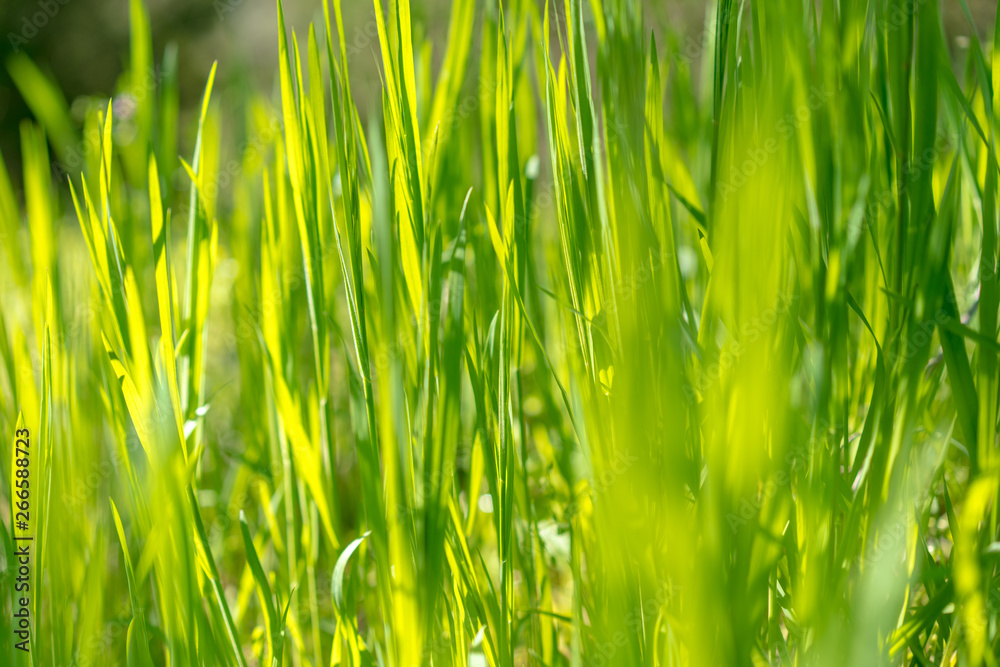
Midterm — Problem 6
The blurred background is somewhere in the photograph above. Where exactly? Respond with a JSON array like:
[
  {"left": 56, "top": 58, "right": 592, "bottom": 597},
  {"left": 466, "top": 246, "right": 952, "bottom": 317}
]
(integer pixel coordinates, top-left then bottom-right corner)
[{"left": 0, "top": 0, "right": 996, "bottom": 188}]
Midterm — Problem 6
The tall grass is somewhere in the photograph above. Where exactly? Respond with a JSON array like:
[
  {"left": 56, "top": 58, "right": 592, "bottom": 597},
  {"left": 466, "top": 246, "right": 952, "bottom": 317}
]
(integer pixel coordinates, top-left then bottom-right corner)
[{"left": 1, "top": 0, "right": 999, "bottom": 664}]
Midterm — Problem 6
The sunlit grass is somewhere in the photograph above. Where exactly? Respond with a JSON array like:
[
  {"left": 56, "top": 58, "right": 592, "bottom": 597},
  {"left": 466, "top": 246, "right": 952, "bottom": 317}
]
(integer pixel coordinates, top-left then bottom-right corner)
[{"left": 1, "top": 0, "right": 1000, "bottom": 665}]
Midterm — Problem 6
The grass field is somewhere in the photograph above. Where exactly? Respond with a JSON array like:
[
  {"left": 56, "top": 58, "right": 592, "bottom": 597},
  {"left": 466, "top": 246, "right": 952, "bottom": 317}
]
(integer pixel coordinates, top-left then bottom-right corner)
[{"left": 2, "top": 0, "right": 1000, "bottom": 664}]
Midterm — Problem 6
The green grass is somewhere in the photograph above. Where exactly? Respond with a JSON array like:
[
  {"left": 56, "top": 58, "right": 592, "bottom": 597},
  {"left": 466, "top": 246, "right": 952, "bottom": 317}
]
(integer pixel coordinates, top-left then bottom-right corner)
[{"left": 1, "top": 0, "right": 1000, "bottom": 664}]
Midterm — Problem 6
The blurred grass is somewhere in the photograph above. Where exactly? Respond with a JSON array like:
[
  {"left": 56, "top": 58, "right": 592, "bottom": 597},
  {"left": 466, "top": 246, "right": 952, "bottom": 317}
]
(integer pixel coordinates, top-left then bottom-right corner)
[
  {"left": 2, "top": 0, "right": 1000, "bottom": 665},
  {"left": 5, "top": 0, "right": 994, "bottom": 181}
]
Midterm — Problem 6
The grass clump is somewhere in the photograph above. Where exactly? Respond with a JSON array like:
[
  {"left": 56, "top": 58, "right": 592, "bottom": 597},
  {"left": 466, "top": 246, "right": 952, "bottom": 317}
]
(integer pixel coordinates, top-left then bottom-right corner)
[{"left": 1, "top": 0, "right": 1000, "bottom": 665}]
